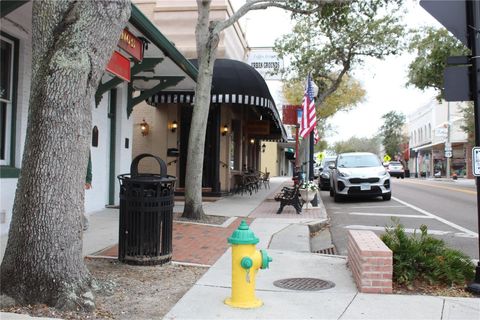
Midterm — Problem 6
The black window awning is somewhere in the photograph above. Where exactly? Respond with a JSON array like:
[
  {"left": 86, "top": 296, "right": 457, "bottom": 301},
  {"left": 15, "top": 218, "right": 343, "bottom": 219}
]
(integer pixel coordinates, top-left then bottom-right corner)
[{"left": 146, "top": 58, "right": 287, "bottom": 141}]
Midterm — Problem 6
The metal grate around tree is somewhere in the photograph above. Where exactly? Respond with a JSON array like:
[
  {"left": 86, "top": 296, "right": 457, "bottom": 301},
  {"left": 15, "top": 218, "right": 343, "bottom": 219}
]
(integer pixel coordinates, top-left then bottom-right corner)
[{"left": 273, "top": 278, "right": 335, "bottom": 291}]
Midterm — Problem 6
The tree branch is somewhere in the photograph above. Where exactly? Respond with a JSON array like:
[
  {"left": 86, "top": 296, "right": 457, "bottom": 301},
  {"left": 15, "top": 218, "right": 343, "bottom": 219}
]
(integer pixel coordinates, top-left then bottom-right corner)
[
  {"left": 317, "top": 59, "right": 349, "bottom": 104},
  {"left": 213, "top": 0, "right": 345, "bottom": 35}
]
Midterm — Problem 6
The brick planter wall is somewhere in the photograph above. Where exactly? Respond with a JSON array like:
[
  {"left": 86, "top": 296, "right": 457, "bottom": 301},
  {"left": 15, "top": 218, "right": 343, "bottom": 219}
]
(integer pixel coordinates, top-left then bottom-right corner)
[{"left": 347, "top": 230, "right": 393, "bottom": 293}]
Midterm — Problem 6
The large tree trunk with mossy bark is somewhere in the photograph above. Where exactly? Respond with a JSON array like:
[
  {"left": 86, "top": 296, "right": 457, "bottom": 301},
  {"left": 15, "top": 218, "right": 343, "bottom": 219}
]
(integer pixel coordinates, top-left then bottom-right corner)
[{"left": 0, "top": 0, "right": 130, "bottom": 310}]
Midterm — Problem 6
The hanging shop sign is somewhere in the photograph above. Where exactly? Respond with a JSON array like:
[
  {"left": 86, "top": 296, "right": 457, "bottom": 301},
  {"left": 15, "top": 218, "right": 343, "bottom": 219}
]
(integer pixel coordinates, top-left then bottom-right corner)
[
  {"left": 106, "top": 50, "right": 131, "bottom": 82},
  {"left": 248, "top": 49, "right": 283, "bottom": 80},
  {"left": 246, "top": 120, "right": 270, "bottom": 135},
  {"left": 118, "top": 28, "right": 144, "bottom": 62},
  {"left": 282, "top": 105, "right": 301, "bottom": 125}
]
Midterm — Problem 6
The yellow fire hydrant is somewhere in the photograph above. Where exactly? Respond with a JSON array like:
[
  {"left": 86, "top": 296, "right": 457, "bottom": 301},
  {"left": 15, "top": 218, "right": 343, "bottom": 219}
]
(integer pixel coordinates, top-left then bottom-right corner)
[{"left": 224, "top": 220, "right": 272, "bottom": 309}]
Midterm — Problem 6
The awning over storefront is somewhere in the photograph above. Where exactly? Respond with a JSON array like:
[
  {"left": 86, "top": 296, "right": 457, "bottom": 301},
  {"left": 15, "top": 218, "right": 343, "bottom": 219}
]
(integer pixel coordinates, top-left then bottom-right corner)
[
  {"left": 412, "top": 142, "right": 446, "bottom": 152},
  {"left": 146, "top": 59, "right": 288, "bottom": 141}
]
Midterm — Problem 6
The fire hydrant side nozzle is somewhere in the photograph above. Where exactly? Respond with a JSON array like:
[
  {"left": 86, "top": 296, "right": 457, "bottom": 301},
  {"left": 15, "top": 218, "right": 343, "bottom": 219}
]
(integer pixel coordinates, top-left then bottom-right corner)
[{"left": 225, "top": 220, "right": 272, "bottom": 309}]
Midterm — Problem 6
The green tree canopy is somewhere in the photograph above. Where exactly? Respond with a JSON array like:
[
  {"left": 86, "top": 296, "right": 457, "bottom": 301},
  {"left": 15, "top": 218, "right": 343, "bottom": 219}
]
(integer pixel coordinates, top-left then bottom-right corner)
[
  {"left": 332, "top": 136, "right": 381, "bottom": 155},
  {"left": 275, "top": 0, "right": 406, "bottom": 108},
  {"left": 406, "top": 26, "right": 471, "bottom": 139},
  {"left": 460, "top": 102, "right": 474, "bottom": 144},
  {"left": 282, "top": 74, "right": 365, "bottom": 119},
  {"left": 407, "top": 27, "right": 469, "bottom": 99},
  {"left": 379, "top": 111, "right": 407, "bottom": 158}
]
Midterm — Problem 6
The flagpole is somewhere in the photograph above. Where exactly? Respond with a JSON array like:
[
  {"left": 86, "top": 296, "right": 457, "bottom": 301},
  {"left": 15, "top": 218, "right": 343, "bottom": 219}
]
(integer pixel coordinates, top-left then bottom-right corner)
[
  {"left": 309, "top": 131, "right": 314, "bottom": 180},
  {"left": 310, "top": 130, "right": 319, "bottom": 207},
  {"left": 295, "top": 123, "right": 300, "bottom": 185}
]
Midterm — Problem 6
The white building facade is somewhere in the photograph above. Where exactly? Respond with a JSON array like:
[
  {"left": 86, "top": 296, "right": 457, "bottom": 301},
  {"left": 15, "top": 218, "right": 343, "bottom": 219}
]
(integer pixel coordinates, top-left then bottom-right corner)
[{"left": 408, "top": 99, "right": 469, "bottom": 178}]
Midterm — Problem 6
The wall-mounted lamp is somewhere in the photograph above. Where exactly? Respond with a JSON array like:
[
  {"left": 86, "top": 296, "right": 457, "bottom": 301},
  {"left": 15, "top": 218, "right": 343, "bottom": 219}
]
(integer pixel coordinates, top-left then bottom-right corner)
[
  {"left": 140, "top": 119, "right": 149, "bottom": 136},
  {"left": 250, "top": 138, "right": 255, "bottom": 144},
  {"left": 222, "top": 124, "right": 229, "bottom": 136},
  {"left": 261, "top": 143, "right": 266, "bottom": 153},
  {"left": 170, "top": 120, "right": 178, "bottom": 133}
]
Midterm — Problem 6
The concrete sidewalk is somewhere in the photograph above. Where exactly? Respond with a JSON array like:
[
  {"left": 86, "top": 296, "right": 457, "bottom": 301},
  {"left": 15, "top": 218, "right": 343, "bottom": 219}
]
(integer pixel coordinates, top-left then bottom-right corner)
[{"left": 164, "top": 217, "right": 480, "bottom": 320}]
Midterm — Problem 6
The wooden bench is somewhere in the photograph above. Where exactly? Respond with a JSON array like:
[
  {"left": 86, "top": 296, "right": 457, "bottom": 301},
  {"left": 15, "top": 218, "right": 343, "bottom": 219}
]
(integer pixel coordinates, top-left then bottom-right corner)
[
  {"left": 347, "top": 230, "right": 393, "bottom": 293},
  {"left": 274, "top": 184, "right": 302, "bottom": 214}
]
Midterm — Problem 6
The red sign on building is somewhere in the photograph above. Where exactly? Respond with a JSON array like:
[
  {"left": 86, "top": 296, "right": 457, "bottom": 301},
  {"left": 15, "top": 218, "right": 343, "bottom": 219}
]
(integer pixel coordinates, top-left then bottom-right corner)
[
  {"left": 282, "top": 105, "right": 301, "bottom": 125},
  {"left": 118, "top": 28, "right": 144, "bottom": 62},
  {"left": 106, "top": 50, "right": 131, "bottom": 82}
]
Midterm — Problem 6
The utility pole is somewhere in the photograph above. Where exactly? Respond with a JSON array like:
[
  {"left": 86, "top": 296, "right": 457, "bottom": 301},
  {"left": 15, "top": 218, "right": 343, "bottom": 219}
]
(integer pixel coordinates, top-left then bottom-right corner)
[
  {"left": 420, "top": 0, "right": 480, "bottom": 294},
  {"left": 446, "top": 102, "right": 451, "bottom": 178},
  {"left": 467, "top": 0, "right": 480, "bottom": 294}
]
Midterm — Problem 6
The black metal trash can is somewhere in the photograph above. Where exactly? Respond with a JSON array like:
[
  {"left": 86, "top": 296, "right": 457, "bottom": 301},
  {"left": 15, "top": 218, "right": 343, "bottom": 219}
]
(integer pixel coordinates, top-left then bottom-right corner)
[{"left": 117, "top": 153, "right": 176, "bottom": 265}]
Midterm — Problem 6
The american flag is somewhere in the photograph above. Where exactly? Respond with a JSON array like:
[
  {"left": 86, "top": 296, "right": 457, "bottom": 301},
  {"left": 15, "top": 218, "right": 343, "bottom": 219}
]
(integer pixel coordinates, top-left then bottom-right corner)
[{"left": 299, "top": 73, "right": 317, "bottom": 139}]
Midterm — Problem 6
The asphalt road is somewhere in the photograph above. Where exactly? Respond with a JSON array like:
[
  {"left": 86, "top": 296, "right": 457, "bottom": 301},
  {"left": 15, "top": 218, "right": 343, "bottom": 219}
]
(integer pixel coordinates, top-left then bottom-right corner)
[{"left": 320, "top": 178, "right": 479, "bottom": 260}]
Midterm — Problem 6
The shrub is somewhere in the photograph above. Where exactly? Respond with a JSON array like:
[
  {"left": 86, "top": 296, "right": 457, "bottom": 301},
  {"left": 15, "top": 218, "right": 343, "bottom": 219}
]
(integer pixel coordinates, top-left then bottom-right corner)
[{"left": 380, "top": 220, "right": 475, "bottom": 286}]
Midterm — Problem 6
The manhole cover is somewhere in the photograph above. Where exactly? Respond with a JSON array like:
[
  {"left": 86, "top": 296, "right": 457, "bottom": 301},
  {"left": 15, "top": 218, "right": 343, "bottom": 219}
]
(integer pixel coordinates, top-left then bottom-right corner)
[{"left": 273, "top": 278, "right": 335, "bottom": 291}]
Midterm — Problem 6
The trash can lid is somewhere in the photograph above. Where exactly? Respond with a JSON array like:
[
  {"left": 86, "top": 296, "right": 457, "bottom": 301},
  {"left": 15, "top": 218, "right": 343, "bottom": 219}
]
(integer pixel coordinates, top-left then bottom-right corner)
[{"left": 227, "top": 220, "right": 259, "bottom": 245}]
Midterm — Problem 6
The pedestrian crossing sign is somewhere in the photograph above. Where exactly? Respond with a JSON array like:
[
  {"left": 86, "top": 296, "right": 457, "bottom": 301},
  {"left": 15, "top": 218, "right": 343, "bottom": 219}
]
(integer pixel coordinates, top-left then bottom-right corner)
[{"left": 383, "top": 154, "right": 391, "bottom": 163}]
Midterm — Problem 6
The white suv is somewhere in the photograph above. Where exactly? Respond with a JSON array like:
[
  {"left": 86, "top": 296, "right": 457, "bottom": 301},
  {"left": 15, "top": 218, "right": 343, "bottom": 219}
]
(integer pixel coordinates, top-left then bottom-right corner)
[{"left": 329, "top": 152, "right": 391, "bottom": 202}]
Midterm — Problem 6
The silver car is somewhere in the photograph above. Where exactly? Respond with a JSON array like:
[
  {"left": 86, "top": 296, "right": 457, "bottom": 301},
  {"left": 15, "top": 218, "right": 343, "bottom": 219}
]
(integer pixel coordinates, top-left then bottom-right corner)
[{"left": 329, "top": 152, "right": 391, "bottom": 202}]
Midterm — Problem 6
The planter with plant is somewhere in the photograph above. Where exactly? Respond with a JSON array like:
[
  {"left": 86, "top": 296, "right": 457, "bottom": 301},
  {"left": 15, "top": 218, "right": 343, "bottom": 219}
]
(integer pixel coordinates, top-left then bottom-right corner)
[
  {"left": 380, "top": 220, "right": 475, "bottom": 296},
  {"left": 299, "top": 181, "right": 319, "bottom": 203}
]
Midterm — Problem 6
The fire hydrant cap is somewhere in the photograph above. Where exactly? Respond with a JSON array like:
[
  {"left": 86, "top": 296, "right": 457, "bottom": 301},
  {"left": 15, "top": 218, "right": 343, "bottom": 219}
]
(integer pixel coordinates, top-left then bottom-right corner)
[
  {"left": 261, "top": 249, "right": 272, "bottom": 269},
  {"left": 227, "top": 220, "right": 259, "bottom": 244}
]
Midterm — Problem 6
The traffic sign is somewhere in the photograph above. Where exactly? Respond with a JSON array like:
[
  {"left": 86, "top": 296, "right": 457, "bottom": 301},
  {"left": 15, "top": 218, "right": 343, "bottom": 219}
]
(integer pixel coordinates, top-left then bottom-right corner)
[
  {"left": 383, "top": 154, "right": 391, "bottom": 163},
  {"left": 473, "top": 147, "right": 480, "bottom": 176},
  {"left": 420, "top": 0, "right": 468, "bottom": 46},
  {"left": 445, "top": 151, "right": 452, "bottom": 158},
  {"left": 444, "top": 65, "right": 472, "bottom": 101}
]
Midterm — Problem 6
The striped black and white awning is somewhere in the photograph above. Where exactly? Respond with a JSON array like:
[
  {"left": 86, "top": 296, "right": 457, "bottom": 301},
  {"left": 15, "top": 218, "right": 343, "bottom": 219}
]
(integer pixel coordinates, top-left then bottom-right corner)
[
  {"left": 147, "top": 92, "right": 274, "bottom": 109},
  {"left": 146, "top": 59, "right": 287, "bottom": 140}
]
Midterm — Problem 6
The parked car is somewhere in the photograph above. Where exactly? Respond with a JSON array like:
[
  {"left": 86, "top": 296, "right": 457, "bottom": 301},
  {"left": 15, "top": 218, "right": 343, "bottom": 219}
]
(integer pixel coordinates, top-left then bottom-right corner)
[
  {"left": 387, "top": 161, "right": 405, "bottom": 178},
  {"left": 329, "top": 152, "right": 391, "bottom": 202},
  {"left": 313, "top": 163, "right": 322, "bottom": 178},
  {"left": 318, "top": 156, "right": 337, "bottom": 190}
]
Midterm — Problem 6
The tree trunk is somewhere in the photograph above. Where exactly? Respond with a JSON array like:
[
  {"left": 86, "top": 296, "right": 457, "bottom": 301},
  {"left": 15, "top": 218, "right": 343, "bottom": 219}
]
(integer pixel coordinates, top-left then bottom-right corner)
[
  {"left": 182, "top": 0, "right": 218, "bottom": 220},
  {"left": 0, "top": 0, "right": 130, "bottom": 310},
  {"left": 182, "top": 0, "right": 333, "bottom": 220}
]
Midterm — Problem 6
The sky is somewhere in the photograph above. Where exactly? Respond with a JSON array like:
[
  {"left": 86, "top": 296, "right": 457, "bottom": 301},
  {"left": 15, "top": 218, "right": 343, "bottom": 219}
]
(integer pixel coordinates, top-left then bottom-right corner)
[{"left": 236, "top": 0, "right": 443, "bottom": 146}]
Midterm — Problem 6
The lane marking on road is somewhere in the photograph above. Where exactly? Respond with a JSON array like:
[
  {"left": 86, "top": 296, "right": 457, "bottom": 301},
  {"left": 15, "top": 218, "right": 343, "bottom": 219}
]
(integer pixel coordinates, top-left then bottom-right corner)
[
  {"left": 329, "top": 205, "right": 405, "bottom": 209},
  {"left": 392, "top": 196, "right": 478, "bottom": 238},
  {"left": 399, "top": 180, "right": 476, "bottom": 195},
  {"left": 345, "top": 225, "right": 474, "bottom": 238},
  {"left": 348, "top": 212, "right": 433, "bottom": 219}
]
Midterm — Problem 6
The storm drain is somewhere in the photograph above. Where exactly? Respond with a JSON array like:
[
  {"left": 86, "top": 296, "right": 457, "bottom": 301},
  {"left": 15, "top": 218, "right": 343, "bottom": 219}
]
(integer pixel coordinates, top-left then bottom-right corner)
[
  {"left": 273, "top": 278, "right": 335, "bottom": 291},
  {"left": 312, "top": 246, "right": 337, "bottom": 255}
]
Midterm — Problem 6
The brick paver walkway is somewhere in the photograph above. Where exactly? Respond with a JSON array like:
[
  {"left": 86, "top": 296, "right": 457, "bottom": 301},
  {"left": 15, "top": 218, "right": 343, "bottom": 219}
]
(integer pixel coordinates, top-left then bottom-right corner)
[
  {"left": 249, "top": 182, "right": 325, "bottom": 218},
  {"left": 91, "top": 179, "right": 322, "bottom": 265},
  {"left": 92, "top": 218, "right": 252, "bottom": 266},
  {"left": 249, "top": 199, "right": 324, "bottom": 218}
]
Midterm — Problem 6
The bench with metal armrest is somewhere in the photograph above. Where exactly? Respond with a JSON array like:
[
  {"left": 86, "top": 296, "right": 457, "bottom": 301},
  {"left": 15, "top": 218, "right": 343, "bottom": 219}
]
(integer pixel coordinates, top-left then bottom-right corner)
[{"left": 274, "top": 184, "right": 302, "bottom": 214}]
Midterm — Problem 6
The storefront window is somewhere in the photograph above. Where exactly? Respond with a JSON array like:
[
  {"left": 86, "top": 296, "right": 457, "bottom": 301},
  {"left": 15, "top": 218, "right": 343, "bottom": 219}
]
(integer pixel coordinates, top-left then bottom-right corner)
[{"left": 0, "top": 36, "right": 14, "bottom": 164}]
